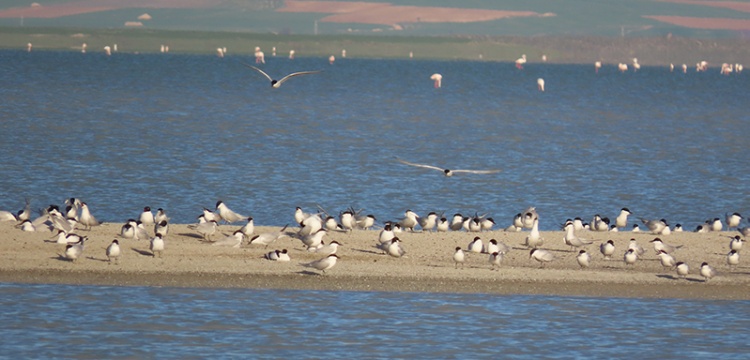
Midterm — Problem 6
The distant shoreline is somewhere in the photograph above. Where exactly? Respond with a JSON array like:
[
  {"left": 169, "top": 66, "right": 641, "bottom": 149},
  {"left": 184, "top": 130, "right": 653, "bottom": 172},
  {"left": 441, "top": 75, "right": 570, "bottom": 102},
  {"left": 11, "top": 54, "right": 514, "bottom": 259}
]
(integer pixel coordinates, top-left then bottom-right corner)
[
  {"left": 1, "top": 222, "right": 748, "bottom": 300},
  {"left": 3, "top": 26, "right": 750, "bottom": 65}
]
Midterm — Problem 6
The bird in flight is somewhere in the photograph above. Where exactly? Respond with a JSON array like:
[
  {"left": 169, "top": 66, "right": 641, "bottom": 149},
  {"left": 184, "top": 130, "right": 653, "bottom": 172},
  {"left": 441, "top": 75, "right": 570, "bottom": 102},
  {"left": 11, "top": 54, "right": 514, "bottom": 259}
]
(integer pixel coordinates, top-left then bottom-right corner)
[
  {"left": 242, "top": 63, "right": 321, "bottom": 88},
  {"left": 395, "top": 157, "right": 501, "bottom": 177}
]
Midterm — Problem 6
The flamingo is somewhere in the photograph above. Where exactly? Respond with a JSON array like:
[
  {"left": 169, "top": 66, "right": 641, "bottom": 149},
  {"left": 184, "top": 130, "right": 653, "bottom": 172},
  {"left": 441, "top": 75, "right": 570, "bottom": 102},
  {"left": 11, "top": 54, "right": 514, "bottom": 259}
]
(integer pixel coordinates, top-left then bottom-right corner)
[
  {"left": 537, "top": 78, "right": 545, "bottom": 92},
  {"left": 682, "top": 64, "right": 687, "bottom": 73},
  {"left": 594, "top": 61, "right": 602, "bottom": 73},
  {"left": 618, "top": 63, "right": 628, "bottom": 72},
  {"left": 254, "top": 47, "right": 265, "bottom": 64},
  {"left": 515, "top": 54, "right": 526, "bottom": 69},
  {"left": 272, "top": 46, "right": 276, "bottom": 56},
  {"left": 82, "top": 43, "right": 87, "bottom": 53},
  {"left": 289, "top": 49, "right": 295, "bottom": 59},
  {"left": 103, "top": 46, "right": 111, "bottom": 56},
  {"left": 670, "top": 63, "right": 674, "bottom": 72},
  {"left": 632, "top": 58, "right": 640, "bottom": 72},
  {"left": 430, "top": 73, "right": 442, "bottom": 88},
  {"left": 217, "top": 48, "right": 224, "bottom": 58},
  {"left": 329, "top": 55, "right": 335, "bottom": 65},
  {"left": 342, "top": 49, "right": 346, "bottom": 58},
  {"left": 26, "top": 42, "right": 32, "bottom": 52}
]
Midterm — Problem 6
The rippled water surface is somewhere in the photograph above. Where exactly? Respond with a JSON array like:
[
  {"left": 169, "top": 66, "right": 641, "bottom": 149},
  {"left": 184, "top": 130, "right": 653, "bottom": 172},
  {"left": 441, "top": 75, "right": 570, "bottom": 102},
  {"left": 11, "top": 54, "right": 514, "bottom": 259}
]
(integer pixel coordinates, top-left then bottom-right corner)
[
  {"left": 0, "top": 50, "right": 748, "bottom": 229},
  {"left": 0, "top": 283, "right": 748, "bottom": 358}
]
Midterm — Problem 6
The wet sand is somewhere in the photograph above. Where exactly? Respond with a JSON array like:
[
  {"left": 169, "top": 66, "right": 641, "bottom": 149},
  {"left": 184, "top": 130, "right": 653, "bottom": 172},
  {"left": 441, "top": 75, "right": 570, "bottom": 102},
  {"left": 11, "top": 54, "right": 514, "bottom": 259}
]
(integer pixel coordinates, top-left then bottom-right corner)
[{"left": 1, "top": 221, "right": 747, "bottom": 300}]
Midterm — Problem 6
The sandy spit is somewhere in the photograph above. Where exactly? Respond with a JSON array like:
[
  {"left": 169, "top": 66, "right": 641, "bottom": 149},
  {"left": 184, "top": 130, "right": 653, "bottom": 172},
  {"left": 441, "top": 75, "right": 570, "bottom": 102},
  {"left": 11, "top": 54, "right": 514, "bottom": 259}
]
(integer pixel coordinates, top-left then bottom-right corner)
[{"left": 0, "top": 222, "right": 747, "bottom": 300}]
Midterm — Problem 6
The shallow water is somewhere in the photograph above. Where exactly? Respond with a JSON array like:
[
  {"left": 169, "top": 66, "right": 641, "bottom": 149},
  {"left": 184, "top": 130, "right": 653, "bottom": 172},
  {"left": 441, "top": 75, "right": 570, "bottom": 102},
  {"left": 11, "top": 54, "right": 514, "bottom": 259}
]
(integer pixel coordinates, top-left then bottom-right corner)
[
  {"left": 0, "top": 50, "right": 748, "bottom": 229},
  {"left": 0, "top": 283, "right": 748, "bottom": 358}
]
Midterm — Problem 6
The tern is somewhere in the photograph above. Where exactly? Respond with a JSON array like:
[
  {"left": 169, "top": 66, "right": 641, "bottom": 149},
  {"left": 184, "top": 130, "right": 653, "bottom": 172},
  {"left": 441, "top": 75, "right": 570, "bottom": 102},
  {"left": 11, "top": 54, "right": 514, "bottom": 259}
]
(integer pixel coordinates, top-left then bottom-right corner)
[
  {"left": 301, "top": 254, "right": 339, "bottom": 274},
  {"left": 106, "top": 239, "right": 121, "bottom": 264},
  {"left": 394, "top": 157, "right": 501, "bottom": 177},
  {"left": 700, "top": 262, "right": 716, "bottom": 281},
  {"left": 243, "top": 63, "right": 321, "bottom": 88}
]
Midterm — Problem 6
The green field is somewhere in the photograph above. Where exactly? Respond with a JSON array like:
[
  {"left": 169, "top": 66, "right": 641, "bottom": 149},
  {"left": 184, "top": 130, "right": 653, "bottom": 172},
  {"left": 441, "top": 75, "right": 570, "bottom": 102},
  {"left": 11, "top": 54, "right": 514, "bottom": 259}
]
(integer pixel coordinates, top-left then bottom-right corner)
[{"left": 3, "top": 26, "right": 750, "bottom": 65}]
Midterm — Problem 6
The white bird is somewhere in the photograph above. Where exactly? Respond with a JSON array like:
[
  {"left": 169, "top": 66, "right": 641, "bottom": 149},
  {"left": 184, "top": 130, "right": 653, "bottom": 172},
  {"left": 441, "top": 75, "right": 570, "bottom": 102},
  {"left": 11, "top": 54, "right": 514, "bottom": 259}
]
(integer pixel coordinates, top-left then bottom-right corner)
[
  {"left": 631, "top": 224, "right": 641, "bottom": 232},
  {"left": 450, "top": 214, "right": 465, "bottom": 231},
  {"left": 188, "top": 220, "right": 218, "bottom": 241},
  {"left": 700, "top": 262, "right": 716, "bottom": 281},
  {"left": 537, "top": 78, "right": 545, "bottom": 91},
  {"left": 266, "top": 249, "right": 291, "bottom": 262},
  {"left": 615, "top": 208, "right": 631, "bottom": 229},
  {"left": 727, "top": 250, "right": 740, "bottom": 269},
  {"left": 243, "top": 63, "right": 321, "bottom": 88},
  {"left": 298, "top": 213, "right": 323, "bottom": 237},
  {"left": 300, "top": 229, "right": 327, "bottom": 250},
  {"left": 592, "top": 214, "right": 610, "bottom": 232},
  {"left": 355, "top": 214, "right": 376, "bottom": 230},
  {"left": 485, "top": 239, "right": 510, "bottom": 255},
  {"left": 139, "top": 206, "right": 154, "bottom": 226},
  {"left": 624, "top": 248, "right": 638, "bottom": 266},
  {"left": 310, "top": 240, "right": 341, "bottom": 255},
  {"left": 154, "top": 208, "right": 170, "bottom": 224},
  {"left": 521, "top": 207, "right": 538, "bottom": 229},
  {"left": 395, "top": 157, "right": 501, "bottom": 177},
  {"left": 675, "top": 262, "right": 689, "bottom": 278},
  {"left": 324, "top": 216, "right": 342, "bottom": 232},
  {"left": 480, "top": 217, "right": 495, "bottom": 232},
  {"left": 78, "top": 202, "right": 99, "bottom": 230},
  {"left": 0, "top": 210, "right": 16, "bottom": 222},
  {"left": 641, "top": 218, "right": 670, "bottom": 235},
  {"left": 17, "top": 219, "right": 35, "bottom": 232},
  {"left": 399, "top": 210, "right": 420, "bottom": 232},
  {"left": 106, "top": 240, "right": 121, "bottom": 264},
  {"left": 725, "top": 212, "right": 742, "bottom": 229},
  {"left": 436, "top": 217, "right": 449, "bottom": 232},
  {"left": 563, "top": 222, "right": 593, "bottom": 251},
  {"left": 64, "top": 241, "right": 84, "bottom": 262},
  {"left": 212, "top": 230, "right": 245, "bottom": 248},
  {"left": 154, "top": 220, "right": 169, "bottom": 238},
  {"left": 120, "top": 222, "right": 135, "bottom": 239},
  {"left": 201, "top": 208, "right": 221, "bottom": 223},
  {"left": 600, "top": 240, "right": 615, "bottom": 260},
  {"left": 530, "top": 248, "right": 554, "bottom": 267},
  {"left": 239, "top": 217, "right": 255, "bottom": 237},
  {"left": 301, "top": 254, "right": 339, "bottom": 274},
  {"left": 650, "top": 238, "right": 681, "bottom": 254},
  {"left": 430, "top": 73, "right": 442, "bottom": 88},
  {"left": 673, "top": 224, "right": 684, "bottom": 232},
  {"left": 419, "top": 212, "right": 438, "bottom": 232},
  {"left": 150, "top": 233, "right": 165, "bottom": 257},
  {"left": 216, "top": 200, "right": 247, "bottom": 224},
  {"left": 384, "top": 238, "right": 406, "bottom": 258},
  {"left": 249, "top": 225, "right": 289, "bottom": 248},
  {"left": 453, "top": 247, "right": 465, "bottom": 269},
  {"left": 489, "top": 252, "right": 503, "bottom": 270},
  {"left": 729, "top": 235, "right": 745, "bottom": 252},
  {"left": 378, "top": 223, "right": 396, "bottom": 244},
  {"left": 467, "top": 236, "right": 483, "bottom": 253},
  {"left": 576, "top": 250, "right": 591, "bottom": 268},
  {"left": 525, "top": 218, "right": 543, "bottom": 249},
  {"left": 133, "top": 221, "right": 150, "bottom": 241},
  {"left": 708, "top": 218, "right": 723, "bottom": 232},
  {"left": 339, "top": 210, "right": 355, "bottom": 232},
  {"left": 657, "top": 250, "right": 676, "bottom": 271}
]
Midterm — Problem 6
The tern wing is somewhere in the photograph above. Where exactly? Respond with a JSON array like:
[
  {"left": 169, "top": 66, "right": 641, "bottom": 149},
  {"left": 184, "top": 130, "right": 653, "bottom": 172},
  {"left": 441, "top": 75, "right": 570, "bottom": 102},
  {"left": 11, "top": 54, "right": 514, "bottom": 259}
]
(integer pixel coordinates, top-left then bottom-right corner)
[
  {"left": 242, "top": 63, "right": 273, "bottom": 82},
  {"left": 276, "top": 71, "right": 322, "bottom": 86},
  {"left": 451, "top": 169, "right": 502, "bottom": 174},
  {"left": 395, "top": 157, "right": 445, "bottom": 172}
]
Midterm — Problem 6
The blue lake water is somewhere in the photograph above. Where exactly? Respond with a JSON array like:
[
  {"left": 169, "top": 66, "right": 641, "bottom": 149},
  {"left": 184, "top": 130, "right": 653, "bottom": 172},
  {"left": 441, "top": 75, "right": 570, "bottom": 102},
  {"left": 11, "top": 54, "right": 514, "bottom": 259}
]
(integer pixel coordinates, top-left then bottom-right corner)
[
  {"left": 1, "top": 50, "right": 749, "bottom": 357},
  {"left": 1, "top": 50, "right": 748, "bottom": 230},
  {"left": 0, "top": 283, "right": 748, "bottom": 358}
]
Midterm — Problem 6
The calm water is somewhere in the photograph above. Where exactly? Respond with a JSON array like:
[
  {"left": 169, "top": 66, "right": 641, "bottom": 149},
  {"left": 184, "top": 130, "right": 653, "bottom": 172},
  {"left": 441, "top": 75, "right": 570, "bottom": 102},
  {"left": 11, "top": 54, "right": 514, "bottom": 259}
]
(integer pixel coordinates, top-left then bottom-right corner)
[
  {"left": 0, "top": 49, "right": 748, "bottom": 228},
  {"left": 1, "top": 53, "right": 749, "bottom": 357},
  {"left": 0, "top": 283, "right": 748, "bottom": 358}
]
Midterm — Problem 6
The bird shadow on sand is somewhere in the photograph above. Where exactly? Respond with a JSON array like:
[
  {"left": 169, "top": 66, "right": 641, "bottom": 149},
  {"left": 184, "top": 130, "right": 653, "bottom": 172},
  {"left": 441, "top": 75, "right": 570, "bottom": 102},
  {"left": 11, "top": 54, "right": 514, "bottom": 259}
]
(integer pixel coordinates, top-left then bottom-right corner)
[
  {"left": 178, "top": 232, "right": 205, "bottom": 240},
  {"left": 351, "top": 248, "right": 382, "bottom": 255},
  {"left": 51, "top": 255, "right": 73, "bottom": 262},
  {"left": 85, "top": 256, "right": 109, "bottom": 263},
  {"left": 131, "top": 248, "right": 155, "bottom": 257},
  {"left": 297, "top": 270, "right": 323, "bottom": 276},
  {"left": 656, "top": 274, "right": 703, "bottom": 282}
]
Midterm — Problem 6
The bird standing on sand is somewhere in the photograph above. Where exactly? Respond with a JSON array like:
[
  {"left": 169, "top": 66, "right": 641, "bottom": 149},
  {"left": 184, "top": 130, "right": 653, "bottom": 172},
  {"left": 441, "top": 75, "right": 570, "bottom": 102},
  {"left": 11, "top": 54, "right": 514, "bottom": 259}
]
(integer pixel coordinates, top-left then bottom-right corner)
[
  {"left": 675, "top": 262, "right": 689, "bottom": 278},
  {"left": 301, "top": 254, "right": 339, "bottom": 274},
  {"left": 576, "top": 250, "right": 591, "bottom": 268},
  {"left": 700, "top": 262, "right": 716, "bottom": 281},
  {"left": 453, "top": 247, "right": 465, "bottom": 269},
  {"left": 243, "top": 63, "right": 321, "bottom": 88},
  {"left": 530, "top": 249, "right": 554, "bottom": 267},
  {"left": 150, "top": 233, "right": 165, "bottom": 257},
  {"left": 106, "top": 239, "right": 121, "bottom": 264}
]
